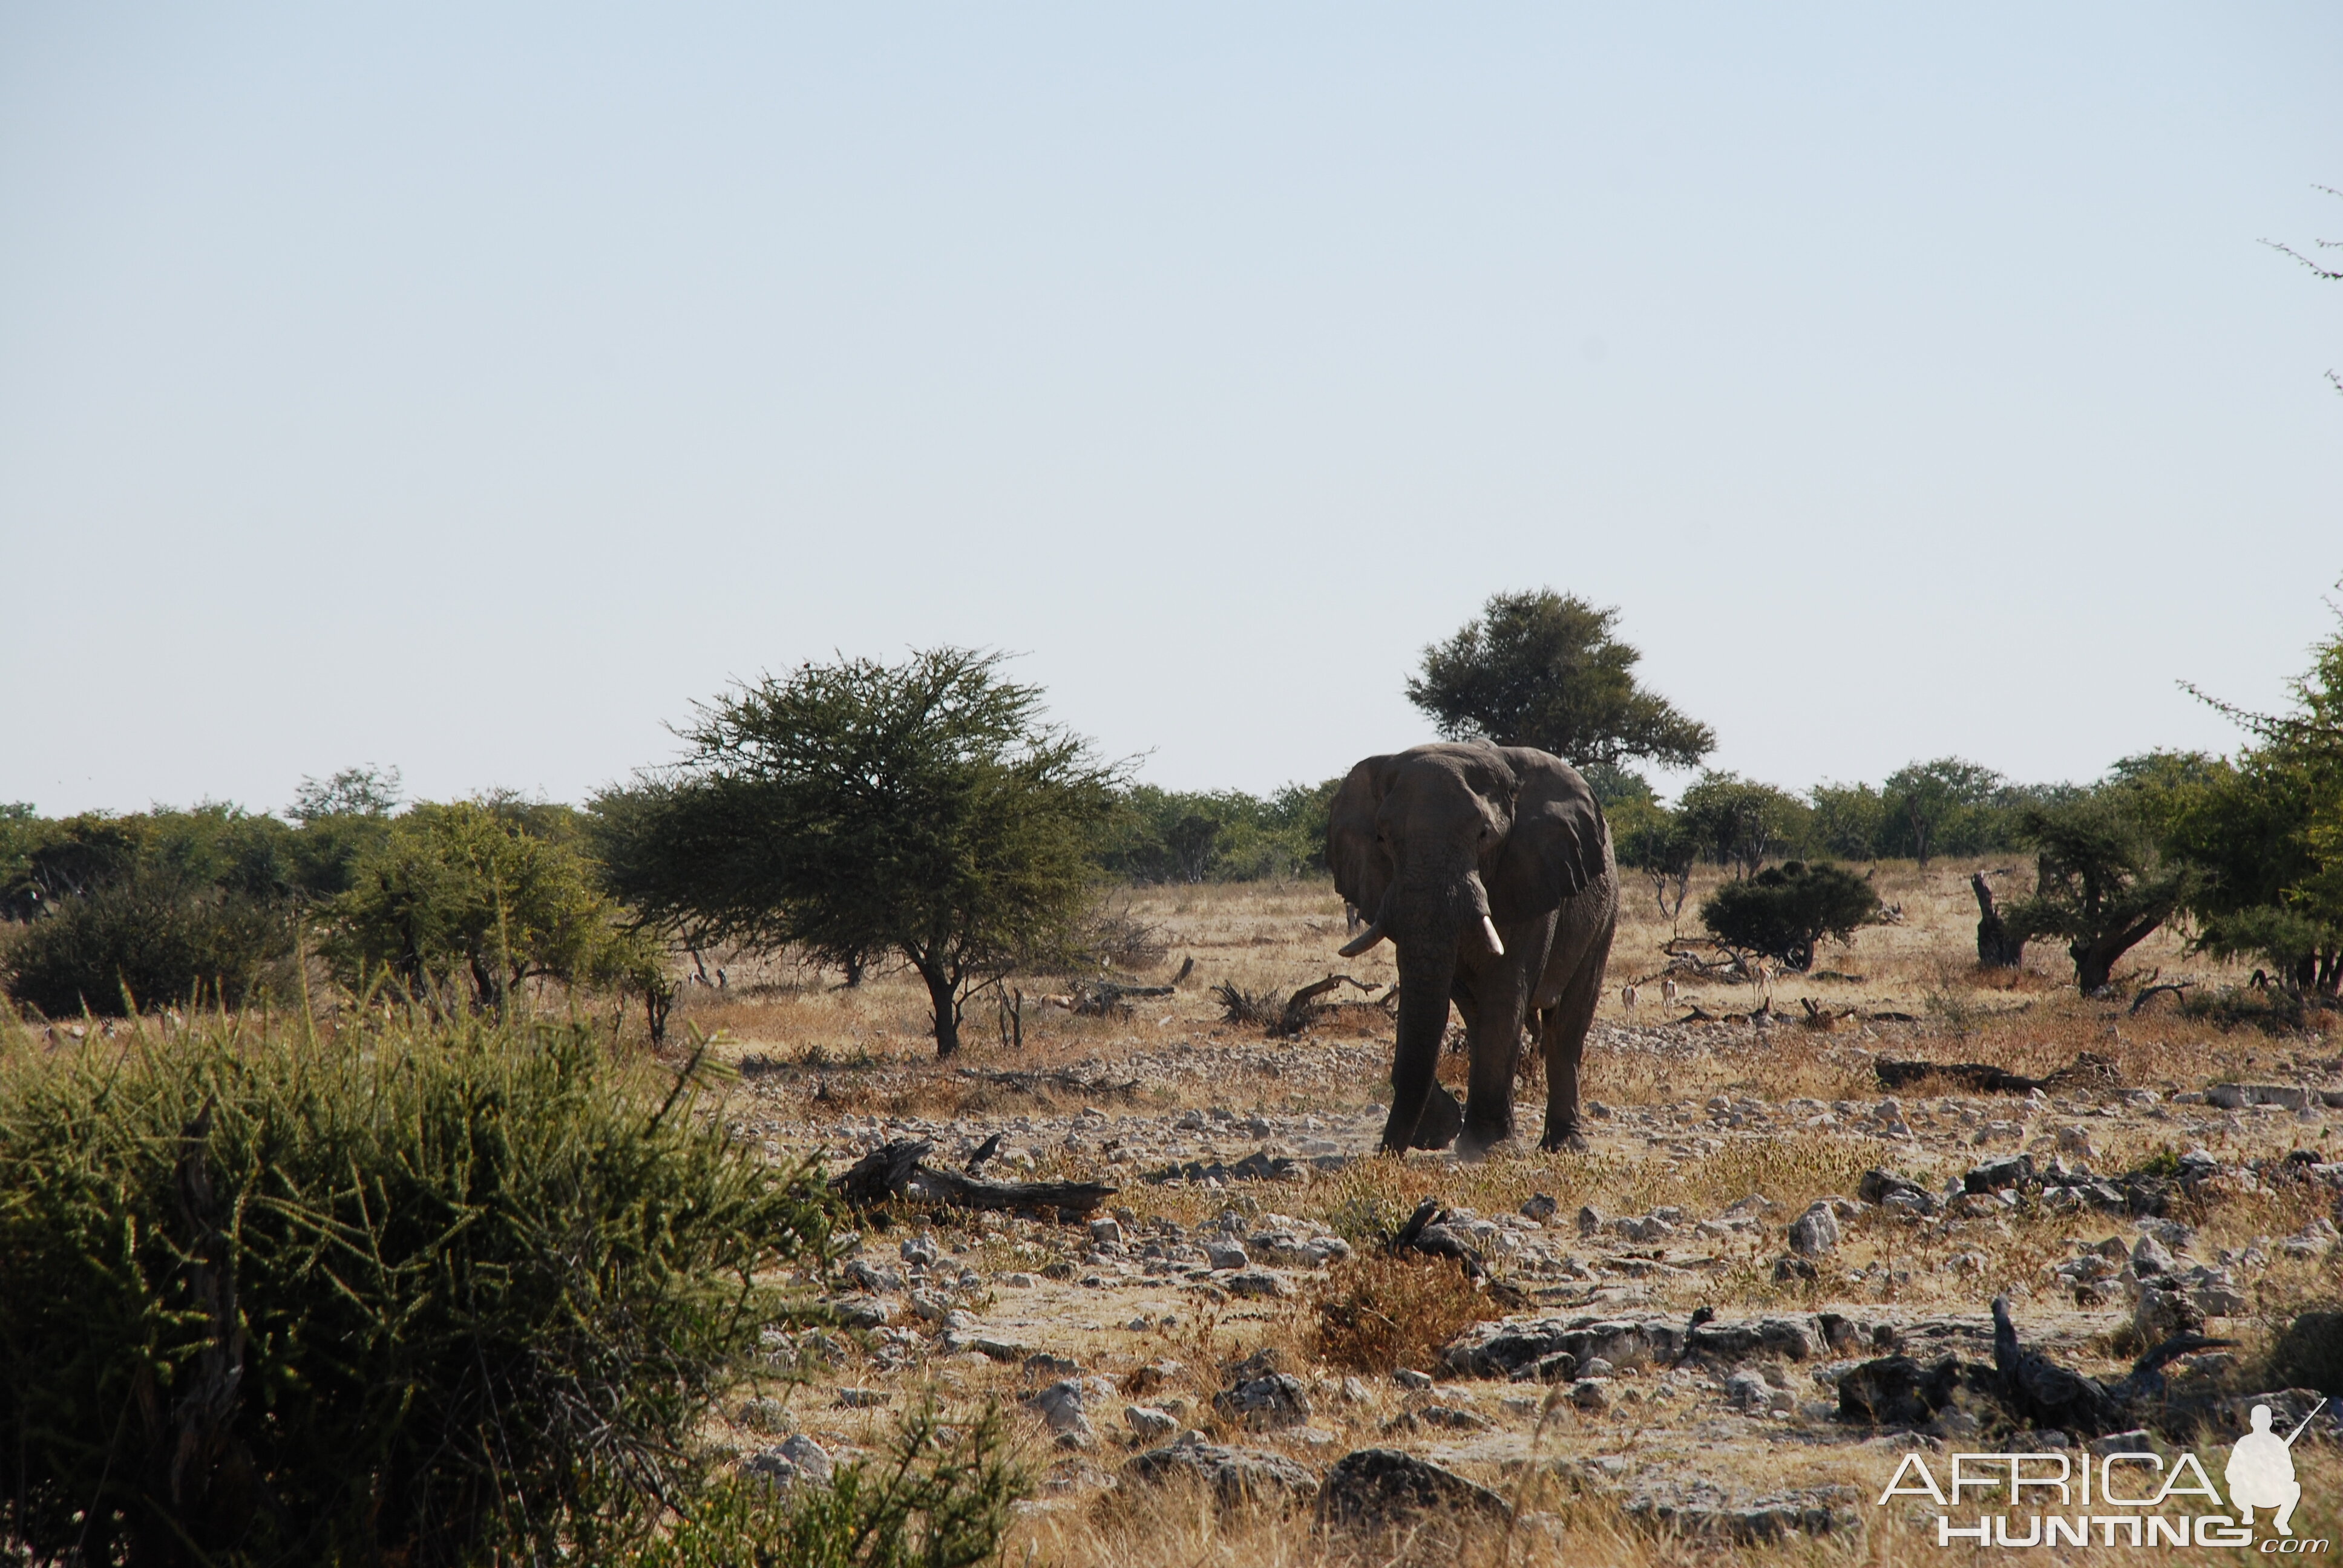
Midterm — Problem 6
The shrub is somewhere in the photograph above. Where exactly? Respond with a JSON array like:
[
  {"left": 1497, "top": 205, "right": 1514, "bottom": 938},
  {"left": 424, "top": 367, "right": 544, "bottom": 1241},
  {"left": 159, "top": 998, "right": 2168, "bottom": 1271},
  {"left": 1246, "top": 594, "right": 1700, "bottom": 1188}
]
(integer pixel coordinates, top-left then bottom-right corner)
[
  {"left": 1306, "top": 1253, "right": 1500, "bottom": 1374},
  {"left": 2, "top": 866, "right": 297, "bottom": 1016},
  {"left": 0, "top": 1013, "right": 829, "bottom": 1566},
  {"left": 633, "top": 1400, "right": 1025, "bottom": 1568},
  {"left": 1699, "top": 860, "right": 1881, "bottom": 971},
  {"left": 322, "top": 799, "right": 650, "bottom": 1011}
]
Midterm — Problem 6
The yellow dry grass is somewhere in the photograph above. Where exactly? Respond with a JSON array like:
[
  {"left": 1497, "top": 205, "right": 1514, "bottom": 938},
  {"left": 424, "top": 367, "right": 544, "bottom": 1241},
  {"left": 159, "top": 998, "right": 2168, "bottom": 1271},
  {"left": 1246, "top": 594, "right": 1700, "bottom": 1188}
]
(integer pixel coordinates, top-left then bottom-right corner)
[{"left": 663, "top": 864, "right": 2342, "bottom": 1565}]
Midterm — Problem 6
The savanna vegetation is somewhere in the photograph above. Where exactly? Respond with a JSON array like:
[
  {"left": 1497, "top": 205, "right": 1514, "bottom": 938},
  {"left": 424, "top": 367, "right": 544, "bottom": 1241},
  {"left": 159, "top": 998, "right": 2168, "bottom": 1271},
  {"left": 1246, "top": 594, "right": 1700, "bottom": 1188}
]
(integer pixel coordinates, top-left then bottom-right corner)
[{"left": 5, "top": 589, "right": 2343, "bottom": 1567}]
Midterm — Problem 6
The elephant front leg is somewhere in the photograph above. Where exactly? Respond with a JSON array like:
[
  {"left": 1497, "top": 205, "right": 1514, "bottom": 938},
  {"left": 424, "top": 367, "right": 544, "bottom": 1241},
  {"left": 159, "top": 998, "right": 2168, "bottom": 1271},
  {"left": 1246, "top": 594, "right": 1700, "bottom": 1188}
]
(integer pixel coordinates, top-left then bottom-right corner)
[{"left": 1457, "top": 967, "right": 1532, "bottom": 1160}]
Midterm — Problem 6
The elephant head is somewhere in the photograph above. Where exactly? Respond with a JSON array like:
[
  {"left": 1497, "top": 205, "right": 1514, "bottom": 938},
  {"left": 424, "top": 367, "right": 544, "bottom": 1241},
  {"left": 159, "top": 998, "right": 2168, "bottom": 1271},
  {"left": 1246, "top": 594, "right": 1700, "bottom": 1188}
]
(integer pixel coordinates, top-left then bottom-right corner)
[{"left": 1329, "top": 742, "right": 1612, "bottom": 1155}]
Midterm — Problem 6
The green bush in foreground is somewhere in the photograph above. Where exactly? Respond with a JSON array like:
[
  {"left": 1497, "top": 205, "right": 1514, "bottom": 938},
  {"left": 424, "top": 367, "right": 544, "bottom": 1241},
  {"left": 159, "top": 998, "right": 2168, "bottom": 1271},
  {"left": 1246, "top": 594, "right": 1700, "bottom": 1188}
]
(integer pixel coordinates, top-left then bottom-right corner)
[
  {"left": 0, "top": 1013, "right": 829, "bottom": 1567},
  {"left": 635, "top": 1400, "right": 1024, "bottom": 1568}
]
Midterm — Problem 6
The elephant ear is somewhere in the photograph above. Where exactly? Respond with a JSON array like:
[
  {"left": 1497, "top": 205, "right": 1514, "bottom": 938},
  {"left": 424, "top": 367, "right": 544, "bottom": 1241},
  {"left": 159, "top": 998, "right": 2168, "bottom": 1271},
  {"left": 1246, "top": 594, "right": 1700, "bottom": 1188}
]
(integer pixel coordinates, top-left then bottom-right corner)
[
  {"left": 1489, "top": 748, "right": 1610, "bottom": 920},
  {"left": 1327, "top": 755, "right": 1398, "bottom": 919}
]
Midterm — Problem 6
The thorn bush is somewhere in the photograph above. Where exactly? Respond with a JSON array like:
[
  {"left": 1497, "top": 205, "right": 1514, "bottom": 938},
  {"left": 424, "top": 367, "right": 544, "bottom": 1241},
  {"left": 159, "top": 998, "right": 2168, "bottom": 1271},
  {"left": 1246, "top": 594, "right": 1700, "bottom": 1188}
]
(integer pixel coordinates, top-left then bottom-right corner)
[{"left": 0, "top": 1010, "right": 830, "bottom": 1566}]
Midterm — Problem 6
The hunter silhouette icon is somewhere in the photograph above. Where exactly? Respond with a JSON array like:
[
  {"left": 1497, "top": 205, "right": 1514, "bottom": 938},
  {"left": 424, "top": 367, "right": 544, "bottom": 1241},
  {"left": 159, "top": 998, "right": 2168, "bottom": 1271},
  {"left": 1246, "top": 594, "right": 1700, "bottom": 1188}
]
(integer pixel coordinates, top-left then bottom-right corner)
[{"left": 2226, "top": 1400, "right": 2324, "bottom": 1536}]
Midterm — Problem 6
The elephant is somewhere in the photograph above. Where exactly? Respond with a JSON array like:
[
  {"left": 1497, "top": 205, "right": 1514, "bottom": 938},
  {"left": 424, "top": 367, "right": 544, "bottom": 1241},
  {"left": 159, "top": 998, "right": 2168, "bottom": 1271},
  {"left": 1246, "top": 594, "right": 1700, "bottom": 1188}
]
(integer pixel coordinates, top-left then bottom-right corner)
[{"left": 1328, "top": 742, "right": 1617, "bottom": 1157}]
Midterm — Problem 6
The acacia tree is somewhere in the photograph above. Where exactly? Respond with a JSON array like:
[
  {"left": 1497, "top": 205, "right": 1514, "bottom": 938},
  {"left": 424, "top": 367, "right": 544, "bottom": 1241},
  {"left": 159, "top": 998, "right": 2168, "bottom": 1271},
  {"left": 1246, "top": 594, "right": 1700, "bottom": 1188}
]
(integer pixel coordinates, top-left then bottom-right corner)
[
  {"left": 2004, "top": 784, "right": 2191, "bottom": 996},
  {"left": 1406, "top": 590, "right": 1714, "bottom": 769},
  {"left": 592, "top": 650, "right": 1119, "bottom": 1057}
]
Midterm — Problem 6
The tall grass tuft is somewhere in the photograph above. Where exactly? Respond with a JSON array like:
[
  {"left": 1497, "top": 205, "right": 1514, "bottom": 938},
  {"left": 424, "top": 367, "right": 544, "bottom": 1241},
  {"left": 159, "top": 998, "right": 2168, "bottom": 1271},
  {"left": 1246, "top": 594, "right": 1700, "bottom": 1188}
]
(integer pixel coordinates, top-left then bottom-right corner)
[{"left": 0, "top": 1008, "right": 830, "bottom": 1567}]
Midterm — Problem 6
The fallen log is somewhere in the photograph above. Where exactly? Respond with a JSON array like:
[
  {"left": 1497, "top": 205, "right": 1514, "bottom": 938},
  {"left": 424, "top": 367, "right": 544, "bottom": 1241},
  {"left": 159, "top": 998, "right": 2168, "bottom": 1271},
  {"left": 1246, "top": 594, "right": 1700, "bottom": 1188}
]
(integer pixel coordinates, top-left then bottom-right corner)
[
  {"left": 831, "top": 1137, "right": 1117, "bottom": 1217},
  {"left": 1874, "top": 1051, "right": 2120, "bottom": 1095},
  {"left": 1042, "top": 979, "right": 1179, "bottom": 1017}
]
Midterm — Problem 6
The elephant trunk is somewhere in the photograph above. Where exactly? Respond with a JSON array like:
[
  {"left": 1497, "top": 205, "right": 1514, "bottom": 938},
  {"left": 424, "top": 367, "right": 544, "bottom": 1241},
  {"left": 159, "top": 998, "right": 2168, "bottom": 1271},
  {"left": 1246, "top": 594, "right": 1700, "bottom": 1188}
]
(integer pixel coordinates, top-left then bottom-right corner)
[
  {"left": 1384, "top": 930, "right": 1460, "bottom": 1151},
  {"left": 1380, "top": 864, "right": 1492, "bottom": 1152}
]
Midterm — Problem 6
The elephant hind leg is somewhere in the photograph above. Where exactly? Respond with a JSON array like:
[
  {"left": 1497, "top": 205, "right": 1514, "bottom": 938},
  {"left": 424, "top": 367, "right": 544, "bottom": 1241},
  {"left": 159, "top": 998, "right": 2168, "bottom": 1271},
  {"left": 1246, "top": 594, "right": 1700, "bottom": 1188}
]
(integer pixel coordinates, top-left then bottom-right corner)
[{"left": 1539, "top": 918, "right": 1614, "bottom": 1154}]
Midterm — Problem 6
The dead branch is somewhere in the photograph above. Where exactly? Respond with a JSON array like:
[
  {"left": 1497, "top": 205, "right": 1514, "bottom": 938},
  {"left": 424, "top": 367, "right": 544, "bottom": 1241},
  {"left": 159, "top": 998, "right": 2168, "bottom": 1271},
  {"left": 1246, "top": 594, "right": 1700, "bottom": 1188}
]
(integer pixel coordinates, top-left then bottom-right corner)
[
  {"left": 1214, "top": 973, "right": 1386, "bottom": 1037},
  {"left": 830, "top": 1137, "right": 1116, "bottom": 1217}
]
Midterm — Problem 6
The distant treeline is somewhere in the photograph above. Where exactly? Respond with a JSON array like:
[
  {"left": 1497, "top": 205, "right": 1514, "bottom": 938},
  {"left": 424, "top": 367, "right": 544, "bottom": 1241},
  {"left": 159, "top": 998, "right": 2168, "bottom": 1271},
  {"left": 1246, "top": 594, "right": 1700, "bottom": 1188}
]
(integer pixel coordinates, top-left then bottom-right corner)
[
  {"left": 1097, "top": 781, "right": 1344, "bottom": 884},
  {"left": 1597, "top": 757, "right": 2081, "bottom": 876}
]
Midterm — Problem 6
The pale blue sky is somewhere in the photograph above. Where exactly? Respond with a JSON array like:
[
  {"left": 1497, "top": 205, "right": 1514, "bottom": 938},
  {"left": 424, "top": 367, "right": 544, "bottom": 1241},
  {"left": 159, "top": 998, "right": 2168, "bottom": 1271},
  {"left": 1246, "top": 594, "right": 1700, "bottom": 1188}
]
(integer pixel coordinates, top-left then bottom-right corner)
[{"left": 3, "top": 4, "right": 2339, "bottom": 813}]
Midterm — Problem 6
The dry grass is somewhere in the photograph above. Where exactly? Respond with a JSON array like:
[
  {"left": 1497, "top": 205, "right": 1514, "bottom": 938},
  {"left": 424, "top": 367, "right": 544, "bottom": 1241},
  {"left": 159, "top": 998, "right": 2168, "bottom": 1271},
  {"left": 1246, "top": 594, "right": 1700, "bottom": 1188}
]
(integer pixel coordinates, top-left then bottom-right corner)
[
  {"left": 1307, "top": 1253, "right": 1505, "bottom": 1374},
  {"left": 638, "top": 864, "right": 2343, "bottom": 1566}
]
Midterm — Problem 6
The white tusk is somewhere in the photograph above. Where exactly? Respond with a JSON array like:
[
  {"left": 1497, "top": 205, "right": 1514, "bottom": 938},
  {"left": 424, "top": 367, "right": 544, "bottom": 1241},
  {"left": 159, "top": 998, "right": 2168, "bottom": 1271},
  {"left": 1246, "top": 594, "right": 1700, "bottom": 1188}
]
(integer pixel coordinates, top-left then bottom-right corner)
[
  {"left": 1480, "top": 916, "right": 1505, "bottom": 956},
  {"left": 1339, "top": 921, "right": 1387, "bottom": 958}
]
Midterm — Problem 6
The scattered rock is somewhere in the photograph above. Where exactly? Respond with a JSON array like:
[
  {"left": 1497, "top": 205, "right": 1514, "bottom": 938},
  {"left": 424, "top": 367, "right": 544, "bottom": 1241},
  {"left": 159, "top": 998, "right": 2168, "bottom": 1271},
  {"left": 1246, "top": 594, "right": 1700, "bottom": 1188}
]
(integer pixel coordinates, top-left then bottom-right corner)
[
  {"left": 1569, "top": 1378, "right": 1611, "bottom": 1410},
  {"left": 1224, "top": 1270, "right": 1291, "bottom": 1301},
  {"left": 1788, "top": 1202, "right": 1841, "bottom": 1257},
  {"left": 1126, "top": 1438, "right": 1320, "bottom": 1510},
  {"left": 1622, "top": 1495, "right": 1855, "bottom": 1542},
  {"left": 1440, "top": 1314, "right": 1685, "bottom": 1379},
  {"left": 1521, "top": 1193, "right": 1559, "bottom": 1223},
  {"left": 1393, "top": 1368, "right": 1433, "bottom": 1391},
  {"left": 1507, "top": 1351, "right": 1580, "bottom": 1385},
  {"left": 743, "top": 1433, "right": 833, "bottom": 1491},
  {"left": 829, "top": 1295, "right": 892, "bottom": 1329},
  {"left": 1215, "top": 1369, "right": 1313, "bottom": 1428},
  {"left": 1838, "top": 1356, "right": 1961, "bottom": 1426},
  {"left": 1964, "top": 1154, "right": 2034, "bottom": 1194},
  {"left": 2209, "top": 1083, "right": 2312, "bottom": 1111},
  {"left": 1126, "top": 1405, "right": 1180, "bottom": 1442},
  {"left": 1024, "top": 1380, "right": 1098, "bottom": 1447},
  {"left": 1203, "top": 1241, "right": 1249, "bottom": 1270},
  {"left": 1685, "top": 1318, "right": 1814, "bottom": 1364},
  {"left": 2135, "top": 1284, "right": 2207, "bottom": 1342},
  {"left": 1576, "top": 1204, "right": 1604, "bottom": 1237},
  {"left": 1401, "top": 1404, "right": 1493, "bottom": 1432},
  {"left": 1317, "top": 1448, "right": 1511, "bottom": 1538},
  {"left": 1858, "top": 1168, "right": 1938, "bottom": 1215}
]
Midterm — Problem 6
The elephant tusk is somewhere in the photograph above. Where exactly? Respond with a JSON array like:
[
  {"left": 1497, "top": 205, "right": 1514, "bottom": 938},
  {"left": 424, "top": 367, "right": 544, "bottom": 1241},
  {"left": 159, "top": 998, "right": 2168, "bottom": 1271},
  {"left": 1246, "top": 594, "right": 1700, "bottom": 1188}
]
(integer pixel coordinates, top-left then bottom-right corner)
[
  {"left": 1480, "top": 915, "right": 1506, "bottom": 956},
  {"left": 1339, "top": 920, "right": 1387, "bottom": 958}
]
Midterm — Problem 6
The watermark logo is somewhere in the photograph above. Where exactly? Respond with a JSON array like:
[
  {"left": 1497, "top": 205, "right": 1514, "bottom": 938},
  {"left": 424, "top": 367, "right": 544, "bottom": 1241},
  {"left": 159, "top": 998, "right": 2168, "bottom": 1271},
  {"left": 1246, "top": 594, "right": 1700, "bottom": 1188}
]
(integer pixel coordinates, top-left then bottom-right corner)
[
  {"left": 2230, "top": 1402, "right": 2310, "bottom": 1538},
  {"left": 1875, "top": 1399, "right": 2328, "bottom": 1552}
]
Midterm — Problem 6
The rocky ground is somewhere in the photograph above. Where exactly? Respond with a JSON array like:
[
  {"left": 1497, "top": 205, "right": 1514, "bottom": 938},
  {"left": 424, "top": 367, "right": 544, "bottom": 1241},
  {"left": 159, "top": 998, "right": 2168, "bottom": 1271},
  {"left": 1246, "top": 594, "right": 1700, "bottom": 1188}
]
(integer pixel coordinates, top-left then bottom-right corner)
[{"left": 676, "top": 871, "right": 2343, "bottom": 1564}]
